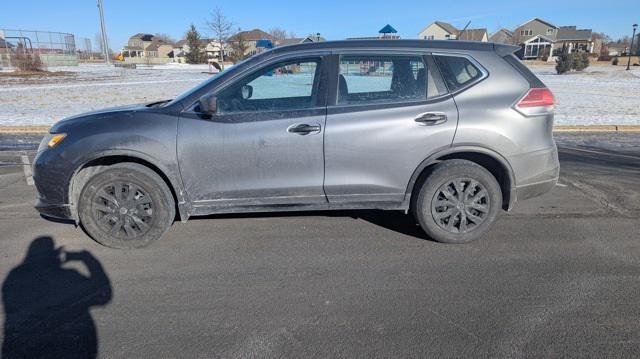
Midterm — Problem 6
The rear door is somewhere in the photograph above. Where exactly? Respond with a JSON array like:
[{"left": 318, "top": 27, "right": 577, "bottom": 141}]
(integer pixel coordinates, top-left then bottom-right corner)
[{"left": 323, "top": 52, "right": 460, "bottom": 206}]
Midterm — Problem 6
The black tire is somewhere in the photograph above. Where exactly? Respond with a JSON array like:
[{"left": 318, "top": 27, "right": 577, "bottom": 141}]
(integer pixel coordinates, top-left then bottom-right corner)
[
  {"left": 77, "top": 163, "right": 175, "bottom": 249},
  {"left": 414, "top": 159, "right": 502, "bottom": 244}
]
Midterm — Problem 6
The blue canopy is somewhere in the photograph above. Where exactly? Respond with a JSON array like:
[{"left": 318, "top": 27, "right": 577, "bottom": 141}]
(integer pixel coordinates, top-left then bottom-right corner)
[
  {"left": 256, "top": 39, "right": 273, "bottom": 49},
  {"left": 379, "top": 24, "right": 398, "bottom": 34}
]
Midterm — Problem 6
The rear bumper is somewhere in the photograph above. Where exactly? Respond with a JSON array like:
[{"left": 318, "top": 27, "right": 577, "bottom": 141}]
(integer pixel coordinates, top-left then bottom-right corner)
[
  {"left": 508, "top": 145, "right": 560, "bottom": 206},
  {"left": 515, "top": 177, "right": 558, "bottom": 201}
]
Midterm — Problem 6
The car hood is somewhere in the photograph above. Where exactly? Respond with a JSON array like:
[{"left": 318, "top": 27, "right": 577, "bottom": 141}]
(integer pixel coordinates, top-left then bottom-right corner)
[{"left": 49, "top": 103, "right": 148, "bottom": 133}]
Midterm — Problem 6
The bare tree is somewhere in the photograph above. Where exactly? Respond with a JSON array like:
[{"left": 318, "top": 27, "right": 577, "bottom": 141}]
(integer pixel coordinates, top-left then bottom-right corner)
[
  {"left": 206, "top": 7, "right": 233, "bottom": 68},
  {"left": 228, "top": 28, "right": 249, "bottom": 63},
  {"left": 154, "top": 33, "right": 176, "bottom": 45},
  {"left": 269, "top": 27, "right": 288, "bottom": 41}
]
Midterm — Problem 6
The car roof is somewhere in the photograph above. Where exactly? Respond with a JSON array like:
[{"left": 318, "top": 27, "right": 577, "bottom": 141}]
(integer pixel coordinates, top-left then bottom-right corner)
[{"left": 268, "top": 39, "right": 519, "bottom": 56}]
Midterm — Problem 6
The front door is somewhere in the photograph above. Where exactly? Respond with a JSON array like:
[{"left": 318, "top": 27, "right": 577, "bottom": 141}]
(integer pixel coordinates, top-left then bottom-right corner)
[{"left": 178, "top": 57, "right": 328, "bottom": 213}]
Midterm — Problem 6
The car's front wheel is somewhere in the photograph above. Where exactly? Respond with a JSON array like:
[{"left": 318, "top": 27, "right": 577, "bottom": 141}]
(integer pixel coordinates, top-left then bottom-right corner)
[
  {"left": 78, "top": 162, "right": 175, "bottom": 249},
  {"left": 414, "top": 159, "right": 502, "bottom": 244}
]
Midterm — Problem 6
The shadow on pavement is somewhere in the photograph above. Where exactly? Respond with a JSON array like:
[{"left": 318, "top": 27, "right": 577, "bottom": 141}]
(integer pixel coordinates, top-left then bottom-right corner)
[
  {"left": 2, "top": 236, "right": 112, "bottom": 359},
  {"left": 193, "top": 209, "right": 430, "bottom": 240}
]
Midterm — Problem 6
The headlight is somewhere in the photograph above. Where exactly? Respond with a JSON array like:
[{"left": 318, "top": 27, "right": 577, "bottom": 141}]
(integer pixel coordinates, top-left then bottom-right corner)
[
  {"left": 38, "top": 133, "right": 67, "bottom": 152},
  {"left": 48, "top": 133, "right": 67, "bottom": 148}
]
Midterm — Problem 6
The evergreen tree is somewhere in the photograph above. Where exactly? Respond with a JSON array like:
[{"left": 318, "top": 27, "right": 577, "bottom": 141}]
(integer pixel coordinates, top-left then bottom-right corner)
[
  {"left": 555, "top": 52, "right": 572, "bottom": 74},
  {"left": 185, "top": 24, "right": 204, "bottom": 64}
]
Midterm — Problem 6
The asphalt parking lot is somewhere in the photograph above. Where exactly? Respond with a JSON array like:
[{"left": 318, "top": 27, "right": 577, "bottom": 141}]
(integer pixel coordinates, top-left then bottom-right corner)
[{"left": 1, "top": 133, "right": 639, "bottom": 358}]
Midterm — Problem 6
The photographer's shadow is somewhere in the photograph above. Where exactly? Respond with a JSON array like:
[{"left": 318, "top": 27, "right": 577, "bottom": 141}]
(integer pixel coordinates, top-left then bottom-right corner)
[{"left": 2, "top": 236, "right": 112, "bottom": 359}]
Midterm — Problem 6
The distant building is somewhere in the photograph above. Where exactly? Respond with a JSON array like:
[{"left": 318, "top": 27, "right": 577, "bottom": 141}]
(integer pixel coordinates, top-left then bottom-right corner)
[
  {"left": 228, "top": 29, "right": 275, "bottom": 57},
  {"left": 489, "top": 29, "right": 514, "bottom": 44},
  {"left": 347, "top": 24, "right": 401, "bottom": 40},
  {"left": 418, "top": 21, "right": 488, "bottom": 42},
  {"left": 121, "top": 33, "right": 174, "bottom": 63},
  {"left": 513, "top": 18, "right": 558, "bottom": 45},
  {"left": 277, "top": 34, "right": 326, "bottom": 47},
  {"left": 554, "top": 26, "right": 594, "bottom": 55}
]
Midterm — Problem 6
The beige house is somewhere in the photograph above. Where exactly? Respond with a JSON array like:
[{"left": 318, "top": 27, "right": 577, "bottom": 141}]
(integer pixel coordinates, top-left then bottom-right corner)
[
  {"left": 418, "top": 22, "right": 488, "bottom": 42},
  {"left": 418, "top": 21, "right": 459, "bottom": 40},
  {"left": 489, "top": 29, "right": 514, "bottom": 44},
  {"left": 122, "top": 33, "right": 173, "bottom": 64},
  {"left": 228, "top": 29, "right": 275, "bottom": 57}
]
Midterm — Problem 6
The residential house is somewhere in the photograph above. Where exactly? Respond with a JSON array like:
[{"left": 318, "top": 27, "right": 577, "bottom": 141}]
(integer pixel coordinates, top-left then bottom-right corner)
[
  {"left": 228, "top": 29, "right": 275, "bottom": 57},
  {"left": 513, "top": 18, "right": 596, "bottom": 60},
  {"left": 418, "top": 21, "right": 488, "bottom": 42},
  {"left": 513, "top": 18, "right": 558, "bottom": 44},
  {"left": 418, "top": 21, "right": 459, "bottom": 40},
  {"left": 276, "top": 34, "right": 325, "bottom": 47},
  {"left": 489, "top": 29, "right": 514, "bottom": 44},
  {"left": 172, "top": 38, "right": 225, "bottom": 63},
  {"left": 347, "top": 25, "right": 402, "bottom": 40},
  {"left": 121, "top": 33, "right": 175, "bottom": 63},
  {"left": 458, "top": 28, "right": 489, "bottom": 42},
  {"left": 512, "top": 18, "right": 558, "bottom": 59},
  {"left": 553, "top": 26, "right": 594, "bottom": 56},
  {"left": 606, "top": 43, "right": 628, "bottom": 57},
  {"left": 122, "top": 33, "right": 155, "bottom": 58}
]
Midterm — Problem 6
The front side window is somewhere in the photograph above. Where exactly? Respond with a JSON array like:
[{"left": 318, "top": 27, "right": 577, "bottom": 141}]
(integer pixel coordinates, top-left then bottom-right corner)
[
  {"left": 216, "top": 58, "right": 320, "bottom": 114},
  {"left": 337, "top": 55, "right": 426, "bottom": 105},
  {"left": 433, "top": 55, "right": 484, "bottom": 92}
]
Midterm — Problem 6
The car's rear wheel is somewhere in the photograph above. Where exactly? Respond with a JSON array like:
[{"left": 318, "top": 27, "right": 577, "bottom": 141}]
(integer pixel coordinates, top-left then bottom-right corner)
[
  {"left": 78, "top": 163, "right": 175, "bottom": 249},
  {"left": 414, "top": 159, "right": 502, "bottom": 243}
]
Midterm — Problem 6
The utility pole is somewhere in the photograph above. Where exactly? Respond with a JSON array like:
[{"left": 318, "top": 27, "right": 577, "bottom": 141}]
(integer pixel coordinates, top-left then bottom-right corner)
[
  {"left": 627, "top": 24, "right": 637, "bottom": 70},
  {"left": 97, "top": 0, "right": 111, "bottom": 64}
]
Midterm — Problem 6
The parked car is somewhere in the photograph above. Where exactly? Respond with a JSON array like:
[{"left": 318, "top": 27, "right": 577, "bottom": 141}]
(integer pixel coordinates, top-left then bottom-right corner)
[{"left": 33, "top": 40, "right": 559, "bottom": 248}]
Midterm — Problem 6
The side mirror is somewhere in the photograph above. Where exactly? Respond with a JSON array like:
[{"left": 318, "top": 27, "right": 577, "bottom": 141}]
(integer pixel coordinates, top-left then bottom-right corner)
[
  {"left": 241, "top": 85, "right": 253, "bottom": 100},
  {"left": 198, "top": 94, "right": 217, "bottom": 115}
]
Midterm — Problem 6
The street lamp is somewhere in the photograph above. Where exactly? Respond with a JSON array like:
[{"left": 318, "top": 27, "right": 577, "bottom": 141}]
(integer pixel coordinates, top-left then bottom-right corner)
[
  {"left": 626, "top": 23, "right": 637, "bottom": 71},
  {"left": 97, "top": 0, "right": 111, "bottom": 64}
]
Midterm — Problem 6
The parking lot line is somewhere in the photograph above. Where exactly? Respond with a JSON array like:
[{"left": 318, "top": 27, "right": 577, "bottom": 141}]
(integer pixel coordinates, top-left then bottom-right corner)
[{"left": 20, "top": 155, "right": 34, "bottom": 186}]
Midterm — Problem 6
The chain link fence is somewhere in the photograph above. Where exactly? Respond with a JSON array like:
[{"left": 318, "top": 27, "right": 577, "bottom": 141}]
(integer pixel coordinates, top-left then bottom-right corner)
[{"left": 0, "top": 29, "right": 85, "bottom": 69}]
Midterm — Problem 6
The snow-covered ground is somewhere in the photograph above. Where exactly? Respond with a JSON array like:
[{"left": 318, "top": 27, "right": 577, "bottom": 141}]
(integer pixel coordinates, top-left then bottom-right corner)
[
  {"left": 0, "top": 63, "right": 639, "bottom": 126},
  {"left": 531, "top": 65, "right": 640, "bottom": 125},
  {"left": 0, "top": 64, "right": 215, "bottom": 126}
]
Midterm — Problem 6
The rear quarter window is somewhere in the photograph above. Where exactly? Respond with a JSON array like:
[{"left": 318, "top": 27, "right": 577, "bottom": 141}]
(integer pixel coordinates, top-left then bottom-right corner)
[{"left": 434, "top": 55, "right": 484, "bottom": 92}]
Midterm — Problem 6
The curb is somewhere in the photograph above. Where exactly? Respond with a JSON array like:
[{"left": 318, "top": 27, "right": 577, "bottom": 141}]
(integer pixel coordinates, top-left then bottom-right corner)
[
  {"left": 0, "top": 125, "right": 639, "bottom": 134},
  {"left": 553, "top": 125, "right": 640, "bottom": 133},
  {"left": 0, "top": 126, "right": 51, "bottom": 134}
]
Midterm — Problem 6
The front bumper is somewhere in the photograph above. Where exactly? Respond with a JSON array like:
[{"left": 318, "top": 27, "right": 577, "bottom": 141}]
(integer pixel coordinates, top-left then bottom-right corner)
[{"left": 35, "top": 198, "right": 73, "bottom": 221}]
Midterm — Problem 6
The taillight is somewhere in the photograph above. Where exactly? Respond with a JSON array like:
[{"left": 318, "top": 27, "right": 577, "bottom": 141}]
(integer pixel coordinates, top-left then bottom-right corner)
[{"left": 514, "top": 88, "right": 555, "bottom": 116}]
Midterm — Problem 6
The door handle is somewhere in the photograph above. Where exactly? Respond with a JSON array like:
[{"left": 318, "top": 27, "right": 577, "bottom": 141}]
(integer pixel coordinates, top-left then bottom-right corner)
[
  {"left": 415, "top": 112, "right": 448, "bottom": 125},
  {"left": 287, "top": 123, "right": 321, "bottom": 135}
]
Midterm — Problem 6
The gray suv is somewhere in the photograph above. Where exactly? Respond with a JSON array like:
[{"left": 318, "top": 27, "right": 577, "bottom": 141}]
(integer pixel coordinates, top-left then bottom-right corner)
[{"left": 33, "top": 40, "right": 559, "bottom": 248}]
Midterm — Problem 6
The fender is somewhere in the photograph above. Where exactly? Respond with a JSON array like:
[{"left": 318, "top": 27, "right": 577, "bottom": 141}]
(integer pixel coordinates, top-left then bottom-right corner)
[
  {"left": 403, "top": 144, "right": 517, "bottom": 210},
  {"left": 67, "top": 149, "right": 191, "bottom": 222}
]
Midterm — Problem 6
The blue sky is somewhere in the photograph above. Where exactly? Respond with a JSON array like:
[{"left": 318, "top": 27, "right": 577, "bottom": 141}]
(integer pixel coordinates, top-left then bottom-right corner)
[{"left": 1, "top": 0, "right": 637, "bottom": 50}]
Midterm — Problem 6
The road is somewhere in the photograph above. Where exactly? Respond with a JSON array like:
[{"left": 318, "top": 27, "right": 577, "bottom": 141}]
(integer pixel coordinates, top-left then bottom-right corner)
[{"left": 0, "top": 133, "right": 639, "bottom": 358}]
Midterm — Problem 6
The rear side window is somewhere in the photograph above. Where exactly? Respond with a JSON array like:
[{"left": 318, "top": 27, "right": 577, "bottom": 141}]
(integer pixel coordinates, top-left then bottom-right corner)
[
  {"left": 434, "top": 55, "right": 484, "bottom": 92},
  {"left": 337, "top": 55, "right": 426, "bottom": 105}
]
